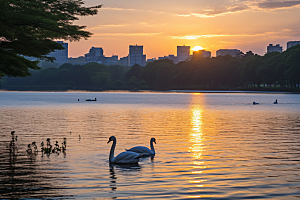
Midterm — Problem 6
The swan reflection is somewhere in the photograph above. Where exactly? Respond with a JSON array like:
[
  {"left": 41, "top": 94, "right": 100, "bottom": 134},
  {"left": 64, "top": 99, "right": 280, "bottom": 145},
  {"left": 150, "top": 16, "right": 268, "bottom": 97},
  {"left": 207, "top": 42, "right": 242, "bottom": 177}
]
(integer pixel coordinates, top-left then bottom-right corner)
[
  {"left": 109, "top": 163, "right": 141, "bottom": 171},
  {"left": 108, "top": 163, "right": 141, "bottom": 192},
  {"left": 109, "top": 165, "right": 117, "bottom": 191}
]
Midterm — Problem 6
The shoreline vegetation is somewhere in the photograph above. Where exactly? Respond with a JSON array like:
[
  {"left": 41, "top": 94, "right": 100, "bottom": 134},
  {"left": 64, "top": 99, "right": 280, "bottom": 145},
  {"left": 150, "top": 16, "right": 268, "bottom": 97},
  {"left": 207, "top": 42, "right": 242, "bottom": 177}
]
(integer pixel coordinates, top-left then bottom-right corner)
[
  {"left": 0, "top": 87, "right": 299, "bottom": 93},
  {"left": 1, "top": 45, "right": 300, "bottom": 93}
]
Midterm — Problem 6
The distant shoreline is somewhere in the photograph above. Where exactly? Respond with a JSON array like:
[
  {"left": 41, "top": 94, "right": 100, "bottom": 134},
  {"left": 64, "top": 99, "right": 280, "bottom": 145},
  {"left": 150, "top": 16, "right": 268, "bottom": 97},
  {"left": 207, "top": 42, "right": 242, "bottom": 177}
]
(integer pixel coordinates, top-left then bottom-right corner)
[{"left": 0, "top": 88, "right": 298, "bottom": 94}]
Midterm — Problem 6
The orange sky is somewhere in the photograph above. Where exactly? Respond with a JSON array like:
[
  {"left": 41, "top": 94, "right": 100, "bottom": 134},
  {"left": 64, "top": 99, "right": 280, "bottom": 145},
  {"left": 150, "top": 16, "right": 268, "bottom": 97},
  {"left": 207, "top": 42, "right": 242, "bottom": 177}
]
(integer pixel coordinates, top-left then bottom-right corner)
[{"left": 68, "top": 0, "right": 300, "bottom": 59}]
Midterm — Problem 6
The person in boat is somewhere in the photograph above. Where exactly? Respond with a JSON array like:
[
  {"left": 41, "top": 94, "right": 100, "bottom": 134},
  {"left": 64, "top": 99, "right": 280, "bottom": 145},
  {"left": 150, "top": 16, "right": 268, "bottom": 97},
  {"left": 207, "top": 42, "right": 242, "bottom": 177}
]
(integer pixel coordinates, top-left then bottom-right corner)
[
  {"left": 86, "top": 98, "right": 97, "bottom": 101},
  {"left": 274, "top": 99, "right": 278, "bottom": 104}
]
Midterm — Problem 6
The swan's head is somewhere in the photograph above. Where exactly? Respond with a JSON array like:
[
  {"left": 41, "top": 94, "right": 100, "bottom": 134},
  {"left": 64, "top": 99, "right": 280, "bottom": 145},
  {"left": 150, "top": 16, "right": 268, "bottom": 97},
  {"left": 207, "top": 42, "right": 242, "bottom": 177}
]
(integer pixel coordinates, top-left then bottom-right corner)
[
  {"left": 151, "top": 137, "right": 156, "bottom": 144},
  {"left": 107, "top": 136, "right": 116, "bottom": 144}
]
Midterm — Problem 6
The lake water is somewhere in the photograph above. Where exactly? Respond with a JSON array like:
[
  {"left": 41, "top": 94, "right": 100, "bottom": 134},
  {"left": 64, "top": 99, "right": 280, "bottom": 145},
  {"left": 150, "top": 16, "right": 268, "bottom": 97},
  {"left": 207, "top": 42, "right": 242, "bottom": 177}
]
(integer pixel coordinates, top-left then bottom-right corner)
[{"left": 1, "top": 91, "right": 300, "bottom": 199}]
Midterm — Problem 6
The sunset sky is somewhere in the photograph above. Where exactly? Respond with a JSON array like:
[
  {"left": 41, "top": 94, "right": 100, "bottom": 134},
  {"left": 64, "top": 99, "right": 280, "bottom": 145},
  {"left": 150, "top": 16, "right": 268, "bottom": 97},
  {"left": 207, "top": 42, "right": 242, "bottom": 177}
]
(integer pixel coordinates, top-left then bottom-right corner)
[{"left": 69, "top": 0, "right": 300, "bottom": 59}]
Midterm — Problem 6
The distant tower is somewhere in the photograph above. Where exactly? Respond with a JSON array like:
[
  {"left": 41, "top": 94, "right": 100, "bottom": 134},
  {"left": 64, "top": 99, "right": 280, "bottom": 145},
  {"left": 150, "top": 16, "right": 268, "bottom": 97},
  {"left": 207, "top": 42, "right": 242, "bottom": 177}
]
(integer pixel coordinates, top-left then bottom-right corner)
[
  {"left": 287, "top": 41, "right": 300, "bottom": 49},
  {"left": 267, "top": 44, "right": 282, "bottom": 53},
  {"left": 129, "top": 45, "right": 145, "bottom": 66},
  {"left": 177, "top": 45, "right": 190, "bottom": 63},
  {"left": 49, "top": 41, "right": 68, "bottom": 63},
  {"left": 85, "top": 47, "right": 103, "bottom": 63}
]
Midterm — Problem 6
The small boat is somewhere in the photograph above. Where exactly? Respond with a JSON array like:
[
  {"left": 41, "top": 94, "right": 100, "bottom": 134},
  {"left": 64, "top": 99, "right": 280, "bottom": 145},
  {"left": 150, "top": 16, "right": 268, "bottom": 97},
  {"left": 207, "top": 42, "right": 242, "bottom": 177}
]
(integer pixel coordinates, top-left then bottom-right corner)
[
  {"left": 86, "top": 98, "right": 97, "bottom": 101},
  {"left": 253, "top": 102, "right": 259, "bottom": 105},
  {"left": 274, "top": 99, "right": 278, "bottom": 104}
]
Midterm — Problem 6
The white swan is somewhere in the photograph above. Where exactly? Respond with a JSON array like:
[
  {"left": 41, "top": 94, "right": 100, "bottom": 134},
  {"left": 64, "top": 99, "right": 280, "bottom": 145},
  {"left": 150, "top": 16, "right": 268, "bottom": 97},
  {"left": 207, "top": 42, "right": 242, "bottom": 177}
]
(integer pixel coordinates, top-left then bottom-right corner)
[
  {"left": 126, "top": 138, "right": 156, "bottom": 156},
  {"left": 107, "top": 136, "right": 142, "bottom": 164}
]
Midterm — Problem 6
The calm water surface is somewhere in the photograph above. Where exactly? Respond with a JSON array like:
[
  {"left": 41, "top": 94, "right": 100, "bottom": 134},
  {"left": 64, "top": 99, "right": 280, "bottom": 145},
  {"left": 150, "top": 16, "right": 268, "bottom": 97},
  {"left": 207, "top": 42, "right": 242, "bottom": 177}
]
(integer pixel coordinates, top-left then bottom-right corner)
[{"left": 1, "top": 91, "right": 300, "bottom": 199}]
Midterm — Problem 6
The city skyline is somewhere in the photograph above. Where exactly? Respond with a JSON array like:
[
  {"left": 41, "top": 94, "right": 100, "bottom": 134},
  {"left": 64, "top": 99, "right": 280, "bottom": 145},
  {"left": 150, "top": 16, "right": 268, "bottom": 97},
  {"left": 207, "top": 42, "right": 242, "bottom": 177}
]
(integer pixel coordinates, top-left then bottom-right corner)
[
  {"left": 61, "top": 40, "right": 298, "bottom": 67},
  {"left": 67, "top": 41, "right": 294, "bottom": 60},
  {"left": 67, "top": 0, "right": 300, "bottom": 58}
]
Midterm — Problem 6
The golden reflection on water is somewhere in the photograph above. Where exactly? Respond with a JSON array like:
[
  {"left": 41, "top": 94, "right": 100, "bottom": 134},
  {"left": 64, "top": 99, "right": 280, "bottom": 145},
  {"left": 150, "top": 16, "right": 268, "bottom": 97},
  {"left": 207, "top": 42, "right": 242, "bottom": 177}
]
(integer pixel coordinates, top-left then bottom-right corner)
[
  {"left": 189, "top": 93, "right": 207, "bottom": 197},
  {"left": 189, "top": 93, "right": 205, "bottom": 161}
]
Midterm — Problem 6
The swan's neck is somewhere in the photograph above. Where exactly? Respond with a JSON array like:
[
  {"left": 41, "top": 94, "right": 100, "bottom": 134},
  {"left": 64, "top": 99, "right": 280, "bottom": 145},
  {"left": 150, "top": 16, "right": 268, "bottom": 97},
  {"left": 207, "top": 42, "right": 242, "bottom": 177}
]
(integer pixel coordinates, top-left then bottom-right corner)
[
  {"left": 109, "top": 139, "right": 116, "bottom": 162},
  {"left": 150, "top": 140, "right": 155, "bottom": 154}
]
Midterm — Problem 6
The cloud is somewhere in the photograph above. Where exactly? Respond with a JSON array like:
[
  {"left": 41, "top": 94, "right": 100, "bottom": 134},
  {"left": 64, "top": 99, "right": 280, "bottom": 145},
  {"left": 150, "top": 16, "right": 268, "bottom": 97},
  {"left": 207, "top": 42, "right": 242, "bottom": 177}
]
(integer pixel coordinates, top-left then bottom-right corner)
[
  {"left": 171, "top": 34, "right": 233, "bottom": 40},
  {"left": 101, "top": 7, "right": 138, "bottom": 11},
  {"left": 101, "top": 1, "right": 249, "bottom": 18},
  {"left": 94, "top": 32, "right": 160, "bottom": 36},
  {"left": 101, "top": 0, "right": 300, "bottom": 20},
  {"left": 228, "top": 5, "right": 250, "bottom": 12},
  {"left": 89, "top": 24, "right": 128, "bottom": 30},
  {"left": 170, "top": 33, "right": 269, "bottom": 40},
  {"left": 176, "top": 12, "right": 227, "bottom": 18},
  {"left": 170, "top": 29, "right": 300, "bottom": 40},
  {"left": 175, "top": 14, "right": 191, "bottom": 17},
  {"left": 258, "top": 0, "right": 300, "bottom": 9},
  {"left": 101, "top": 6, "right": 164, "bottom": 14},
  {"left": 176, "top": 4, "right": 250, "bottom": 18},
  {"left": 174, "top": 0, "right": 300, "bottom": 18}
]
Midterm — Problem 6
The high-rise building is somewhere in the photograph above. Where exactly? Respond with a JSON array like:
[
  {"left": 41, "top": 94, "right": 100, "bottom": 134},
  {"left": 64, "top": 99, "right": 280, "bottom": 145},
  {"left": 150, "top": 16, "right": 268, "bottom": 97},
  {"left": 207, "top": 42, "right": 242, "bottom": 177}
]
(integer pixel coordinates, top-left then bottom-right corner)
[
  {"left": 177, "top": 45, "right": 190, "bottom": 63},
  {"left": 203, "top": 51, "right": 211, "bottom": 58},
  {"left": 143, "top": 55, "right": 146, "bottom": 66},
  {"left": 104, "top": 55, "right": 118, "bottom": 65},
  {"left": 166, "top": 55, "right": 177, "bottom": 63},
  {"left": 287, "top": 41, "right": 300, "bottom": 49},
  {"left": 193, "top": 50, "right": 211, "bottom": 58},
  {"left": 129, "top": 45, "right": 145, "bottom": 66},
  {"left": 68, "top": 56, "right": 86, "bottom": 65},
  {"left": 146, "top": 58, "right": 156, "bottom": 63},
  {"left": 49, "top": 41, "right": 68, "bottom": 63},
  {"left": 85, "top": 47, "right": 103, "bottom": 63},
  {"left": 216, "top": 49, "right": 240, "bottom": 57},
  {"left": 120, "top": 56, "right": 129, "bottom": 66},
  {"left": 267, "top": 44, "right": 282, "bottom": 53},
  {"left": 158, "top": 55, "right": 177, "bottom": 63}
]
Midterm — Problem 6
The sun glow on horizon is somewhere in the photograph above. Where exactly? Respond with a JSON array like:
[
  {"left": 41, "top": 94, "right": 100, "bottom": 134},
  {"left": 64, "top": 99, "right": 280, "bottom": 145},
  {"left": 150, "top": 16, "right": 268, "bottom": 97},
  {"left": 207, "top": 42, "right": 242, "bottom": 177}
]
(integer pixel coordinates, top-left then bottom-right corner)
[{"left": 192, "top": 46, "right": 204, "bottom": 51}]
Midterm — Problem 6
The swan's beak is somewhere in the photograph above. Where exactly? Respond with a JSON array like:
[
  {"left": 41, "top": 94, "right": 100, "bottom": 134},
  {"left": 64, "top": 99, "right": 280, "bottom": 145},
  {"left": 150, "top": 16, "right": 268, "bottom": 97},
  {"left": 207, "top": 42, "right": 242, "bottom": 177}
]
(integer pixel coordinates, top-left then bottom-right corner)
[
  {"left": 107, "top": 140, "right": 111, "bottom": 144},
  {"left": 154, "top": 140, "right": 156, "bottom": 144}
]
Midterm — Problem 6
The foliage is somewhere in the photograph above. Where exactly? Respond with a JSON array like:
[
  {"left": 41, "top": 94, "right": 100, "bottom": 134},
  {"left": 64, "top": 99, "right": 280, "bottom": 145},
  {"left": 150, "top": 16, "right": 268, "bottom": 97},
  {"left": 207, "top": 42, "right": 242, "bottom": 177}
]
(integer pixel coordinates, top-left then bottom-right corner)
[
  {"left": 126, "top": 64, "right": 142, "bottom": 81},
  {"left": 127, "top": 77, "right": 140, "bottom": 88},
  {"left": 0, "top": 0, "right": 101, "bottom": 78},
  {"left": 3, "top": 63, "right": 129, "bottom": 89},
  {"left": 109, "top": 65, "right": 126, "bottom": 83},
  {"left": 140, "top": 59, "right": 175, "bottom": 89},
  {"left": 155, "top": 63, "right": 172, "bottom": 90},
  {"left": 285, "top": 47, "right": 300, "bottom": 87}
]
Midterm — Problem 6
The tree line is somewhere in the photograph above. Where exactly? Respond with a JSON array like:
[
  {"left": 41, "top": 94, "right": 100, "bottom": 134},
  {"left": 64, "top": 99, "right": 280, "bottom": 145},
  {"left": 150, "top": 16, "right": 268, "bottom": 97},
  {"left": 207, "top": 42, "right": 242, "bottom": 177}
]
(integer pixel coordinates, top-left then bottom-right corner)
[{"left": 2, "top": 45, "right": 300, "bottom": 91}]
